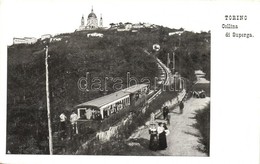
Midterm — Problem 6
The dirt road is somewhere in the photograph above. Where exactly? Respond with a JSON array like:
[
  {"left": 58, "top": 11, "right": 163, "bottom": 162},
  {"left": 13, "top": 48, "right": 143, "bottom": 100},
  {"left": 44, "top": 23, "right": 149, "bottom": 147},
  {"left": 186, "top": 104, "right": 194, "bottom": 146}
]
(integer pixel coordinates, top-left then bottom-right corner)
[{"left": 130, "top": 97, "right": 210, "bottom": 156}]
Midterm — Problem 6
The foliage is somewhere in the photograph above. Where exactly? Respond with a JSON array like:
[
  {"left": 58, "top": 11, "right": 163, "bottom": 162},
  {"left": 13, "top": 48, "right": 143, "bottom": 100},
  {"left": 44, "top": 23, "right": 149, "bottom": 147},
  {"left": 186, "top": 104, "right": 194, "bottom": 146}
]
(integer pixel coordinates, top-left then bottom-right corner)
[
  {"left": 192, "top": 103, "right": 210, "bottom": 155},
  {"left": 157, "top": 31, "right": 211, "bottom": 81},
  {"left": 7, "top": 29, "right": 160, "bottom": 154},
  {"left": 7, "top": 27, "right": 210, "bottom": 154}
]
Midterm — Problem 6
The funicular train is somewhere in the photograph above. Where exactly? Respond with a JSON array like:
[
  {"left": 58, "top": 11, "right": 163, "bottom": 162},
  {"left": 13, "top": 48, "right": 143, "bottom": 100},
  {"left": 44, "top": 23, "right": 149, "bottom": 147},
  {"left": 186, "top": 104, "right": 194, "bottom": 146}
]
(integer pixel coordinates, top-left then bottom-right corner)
[{"left": 74, "top": 84, "right": 149, "bottom": 133}]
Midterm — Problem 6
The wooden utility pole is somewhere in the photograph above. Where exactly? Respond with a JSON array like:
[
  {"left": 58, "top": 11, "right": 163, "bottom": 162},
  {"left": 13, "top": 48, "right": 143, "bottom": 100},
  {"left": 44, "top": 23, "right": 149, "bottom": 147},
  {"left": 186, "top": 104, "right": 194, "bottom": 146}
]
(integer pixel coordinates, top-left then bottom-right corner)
[
  {"left": 167, "top": 53, "right": 170, "bottom": 68},
  {"left": 45, "top": 45, "right": 53, "bottom": 155},
  {"left": 179, "top": 75, "right": 182, "bottom": 90},
  {"left": 172, "top": 52, "right": 175, "bottom": 73}
]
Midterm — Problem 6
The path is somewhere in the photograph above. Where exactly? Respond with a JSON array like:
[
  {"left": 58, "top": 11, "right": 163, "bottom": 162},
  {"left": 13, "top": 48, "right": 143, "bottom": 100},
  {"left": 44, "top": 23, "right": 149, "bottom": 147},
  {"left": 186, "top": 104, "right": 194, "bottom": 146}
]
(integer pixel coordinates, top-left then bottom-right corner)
[{"left": 130, "top": 97, "right": 210, "bottom": 156}]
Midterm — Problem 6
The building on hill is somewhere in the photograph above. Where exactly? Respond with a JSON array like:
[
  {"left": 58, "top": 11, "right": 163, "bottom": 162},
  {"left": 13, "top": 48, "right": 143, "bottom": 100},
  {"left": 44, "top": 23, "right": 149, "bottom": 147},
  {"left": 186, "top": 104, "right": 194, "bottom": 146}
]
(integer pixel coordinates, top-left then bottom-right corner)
[
  {"left": 169, "top": 31, "right": 184, "bottom": 36},
  {"left": 193, "top": 70, "right": 210, "bottom": 97},
  {"left": 125, "top": 22, "right": 132, "bottom": 30},
  {"left": 78, "top": 6, "right": 103, "bottom": 31},
  {"left": 86, "top": 7, "right": 98, "bottom": 29},
  {"left": 41, "top": 34, "right": 52, "bottom": 40},
  {"left": 50, "top": 37, "right": 62, "bottom": 42},
  {"left": 143, "top": 23, "right": 153, "bottom": 28},
  {"left": 87, "top": 32, "right": 103, "bottom": 38},
  {"left": 99, "top": 14, "right": 103, "bottom": 27},
  {"left": 13, "top": 37, "right": 37, "bottom": 45},
  {"left": 195, "top": 70, "right": 206, "bottom": 81},
  {"left": 132, "top": 23, "right": 144, "bottom": 29},
  {"left": 78, "top": 15, "right": 85, "bottom": 31}
]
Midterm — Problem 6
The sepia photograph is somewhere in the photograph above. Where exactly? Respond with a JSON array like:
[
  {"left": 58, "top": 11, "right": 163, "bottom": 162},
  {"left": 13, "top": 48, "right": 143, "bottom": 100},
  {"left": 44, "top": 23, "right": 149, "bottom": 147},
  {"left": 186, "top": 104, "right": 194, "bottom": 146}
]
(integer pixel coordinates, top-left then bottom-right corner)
[{"left": 6, "top": 0, "right": 211, "bottom": 156}]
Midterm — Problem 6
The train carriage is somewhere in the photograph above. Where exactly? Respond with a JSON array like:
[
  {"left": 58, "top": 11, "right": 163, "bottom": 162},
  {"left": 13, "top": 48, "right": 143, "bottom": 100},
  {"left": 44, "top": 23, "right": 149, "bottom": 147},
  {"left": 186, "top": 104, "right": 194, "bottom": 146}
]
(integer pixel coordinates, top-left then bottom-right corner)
[
  {"left": 124, "top": 84, "right": 148, "bottom": 107},
  {"left": 75, "top": 84, "right": 148, "bottom": 121}
]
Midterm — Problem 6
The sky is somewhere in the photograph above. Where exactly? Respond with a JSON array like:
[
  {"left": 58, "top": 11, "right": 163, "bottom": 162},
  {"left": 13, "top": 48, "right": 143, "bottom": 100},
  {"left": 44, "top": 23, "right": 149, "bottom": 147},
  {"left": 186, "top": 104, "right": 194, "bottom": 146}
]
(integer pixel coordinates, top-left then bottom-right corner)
[{"left": 1, "top": 0, "right": 214, "bottom": 45}]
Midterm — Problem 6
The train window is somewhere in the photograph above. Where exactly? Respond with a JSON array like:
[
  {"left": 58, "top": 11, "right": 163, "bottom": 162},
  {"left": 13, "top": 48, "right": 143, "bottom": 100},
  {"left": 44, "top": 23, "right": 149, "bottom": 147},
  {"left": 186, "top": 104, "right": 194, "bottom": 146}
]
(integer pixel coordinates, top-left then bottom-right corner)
[
  {"left": 103, "top": 107, "right": 109, "bottom": 118},
  {"left": 135, "top": 93, "right": 139, "bottom": 100},
  {"left": 78, "top": 108, "right": 86, "bottom": 119},
  {"left": 118, "top": 102, "right": 123, "bottom": 110},
  {"left": 91, "top": 109, "right": 102, "bottom": 120}
]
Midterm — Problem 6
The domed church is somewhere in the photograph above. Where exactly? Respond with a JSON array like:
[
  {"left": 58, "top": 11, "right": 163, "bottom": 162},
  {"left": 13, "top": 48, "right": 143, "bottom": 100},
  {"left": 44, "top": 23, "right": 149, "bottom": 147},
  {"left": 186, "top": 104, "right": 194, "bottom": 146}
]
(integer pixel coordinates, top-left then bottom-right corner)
[{"left": 78, "top": 6, "right": 103, "bottom": 31}]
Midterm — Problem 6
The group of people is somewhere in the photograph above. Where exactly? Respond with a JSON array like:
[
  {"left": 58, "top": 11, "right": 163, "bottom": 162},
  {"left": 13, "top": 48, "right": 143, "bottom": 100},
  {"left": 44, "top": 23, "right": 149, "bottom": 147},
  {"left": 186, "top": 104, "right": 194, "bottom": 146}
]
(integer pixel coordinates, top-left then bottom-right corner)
[
  {"left": 83, "top": 105, "right": 122, "bottom": 120},
  {"left": 149, "top": 122, "right": 170, "bottom": 151},
  {"left": 162, "top": 100, "right": 184, "bottom": 118},
  {"left": 59, "top": 111, "right": 78, "bottom": 140},
  {"left": 192, "top": 90, "right": 206, "bottom": 98},
  {"left": 148, "top": 100, "right": 185, "bottom": 151},
  {"left": 84, "top": 109, "right": 102, "bottom": 120}
]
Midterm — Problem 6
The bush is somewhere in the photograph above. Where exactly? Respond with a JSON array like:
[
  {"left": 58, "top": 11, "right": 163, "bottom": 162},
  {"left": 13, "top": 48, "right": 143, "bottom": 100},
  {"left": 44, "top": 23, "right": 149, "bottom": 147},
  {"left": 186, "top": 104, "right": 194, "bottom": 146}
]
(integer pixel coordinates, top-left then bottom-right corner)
[{"left": 192, "top": 103, "right": 210, "bottom": 156}]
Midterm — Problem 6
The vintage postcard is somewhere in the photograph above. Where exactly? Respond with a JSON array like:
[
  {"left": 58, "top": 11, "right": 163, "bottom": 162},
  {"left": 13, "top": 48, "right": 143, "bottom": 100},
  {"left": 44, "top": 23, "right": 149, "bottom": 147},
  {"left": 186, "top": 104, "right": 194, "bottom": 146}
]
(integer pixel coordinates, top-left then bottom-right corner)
[{"left": 0, "top": 0, "right": 259, "bottom": 164}]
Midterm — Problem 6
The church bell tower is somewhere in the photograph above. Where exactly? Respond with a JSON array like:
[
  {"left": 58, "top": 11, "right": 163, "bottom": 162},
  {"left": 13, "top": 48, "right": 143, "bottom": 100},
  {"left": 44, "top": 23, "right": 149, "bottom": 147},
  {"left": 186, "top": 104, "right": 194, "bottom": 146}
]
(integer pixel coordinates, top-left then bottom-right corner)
[
  {"left": 81, "top": 15, "right": 85, "bottom": 26},
  {"left": 99, "top": 14, "right": 103, "bottom": 27}
]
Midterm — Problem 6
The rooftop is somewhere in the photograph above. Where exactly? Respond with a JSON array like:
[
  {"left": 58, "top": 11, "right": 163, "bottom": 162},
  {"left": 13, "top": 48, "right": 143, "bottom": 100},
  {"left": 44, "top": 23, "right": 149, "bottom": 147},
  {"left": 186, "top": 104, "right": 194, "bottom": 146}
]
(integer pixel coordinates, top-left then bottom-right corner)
[
  {"left": 76, "top": 84, "right": 148, "bottom": 108},
  {"left": 195, "top": 70, "right": 206, "bottom": 75},
  {"left": 195, "top": 78, "right": 210, "bottom": 84}
]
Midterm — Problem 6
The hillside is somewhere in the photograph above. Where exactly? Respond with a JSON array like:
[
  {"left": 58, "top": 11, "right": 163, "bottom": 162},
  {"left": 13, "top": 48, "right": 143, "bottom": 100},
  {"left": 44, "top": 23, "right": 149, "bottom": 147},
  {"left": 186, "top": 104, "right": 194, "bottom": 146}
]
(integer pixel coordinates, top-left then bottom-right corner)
[
  {"left": 7, "top": 26, "right": 210, "bottom": 154},
  {"left": 157, "top": 30, "right": 211, "bottom": 81}
]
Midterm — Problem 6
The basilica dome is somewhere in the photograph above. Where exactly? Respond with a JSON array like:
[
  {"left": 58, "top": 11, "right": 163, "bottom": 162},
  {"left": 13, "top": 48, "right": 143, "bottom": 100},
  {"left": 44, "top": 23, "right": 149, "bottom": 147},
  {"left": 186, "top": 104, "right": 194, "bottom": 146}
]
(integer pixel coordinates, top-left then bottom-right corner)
[
  {"left": 86, "top": 7, "right": 99, "bottom": 29},
  {"left": 88, "top": 12, "right": 97, "bottom": 18}
]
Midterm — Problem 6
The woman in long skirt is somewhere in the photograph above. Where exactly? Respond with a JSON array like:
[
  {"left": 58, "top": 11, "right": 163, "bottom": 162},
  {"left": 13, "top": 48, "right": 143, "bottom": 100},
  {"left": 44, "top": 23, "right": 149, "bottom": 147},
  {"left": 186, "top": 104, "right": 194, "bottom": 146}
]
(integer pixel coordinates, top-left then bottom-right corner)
[
  {"left": 158, "top": 123, "right": 167, "bottom": 150},
  {"left": 149, "top": 124, "right": 159, "bottom": 151}
]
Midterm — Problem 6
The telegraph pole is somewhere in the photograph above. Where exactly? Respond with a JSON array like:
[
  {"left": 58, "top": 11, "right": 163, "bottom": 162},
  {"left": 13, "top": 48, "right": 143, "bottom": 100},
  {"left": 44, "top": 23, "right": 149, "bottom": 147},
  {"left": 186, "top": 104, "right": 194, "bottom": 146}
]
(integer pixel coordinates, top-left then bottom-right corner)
[
  {"left": 167, "top": 53, "right": 170, "bottom": 68},
  {"left": 179, "top": 75, "right": 182, "bottom": 91},
  {"left": 172, "top": 52, "right": 175, "bottom": 73},
  {"left": 179, "top": 76, "right": 182, "bottom": 90},
  {"left": 45, "top": 45, "right": 53, "bottom": 155}
]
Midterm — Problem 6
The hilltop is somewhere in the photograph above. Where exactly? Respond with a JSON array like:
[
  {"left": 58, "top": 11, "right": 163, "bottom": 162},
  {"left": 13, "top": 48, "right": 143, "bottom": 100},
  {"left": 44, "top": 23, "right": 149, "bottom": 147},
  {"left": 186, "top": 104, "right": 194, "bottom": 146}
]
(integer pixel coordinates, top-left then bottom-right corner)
[{"left": 7, "top": 26, "right": 210, "bottom": 154}]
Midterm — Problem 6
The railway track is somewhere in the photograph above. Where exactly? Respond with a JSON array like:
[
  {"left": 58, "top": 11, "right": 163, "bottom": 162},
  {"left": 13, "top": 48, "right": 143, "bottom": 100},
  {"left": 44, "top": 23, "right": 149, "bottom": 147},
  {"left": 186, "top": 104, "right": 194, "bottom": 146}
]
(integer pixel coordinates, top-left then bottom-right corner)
[
  {"left": 142, "top": 49, "right": 171, "bottom": 86},
  {"left": 156, "top": 58, "right": 172, "bottom": 86},
  {"left": 145, "top": 58, "right": 172, "bottom": 105}
]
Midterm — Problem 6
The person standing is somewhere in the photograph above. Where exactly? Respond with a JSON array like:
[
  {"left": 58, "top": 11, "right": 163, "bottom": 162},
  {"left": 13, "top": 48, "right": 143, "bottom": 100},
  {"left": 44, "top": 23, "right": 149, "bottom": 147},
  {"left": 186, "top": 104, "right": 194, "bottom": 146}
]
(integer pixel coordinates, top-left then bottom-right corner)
[
  {"left": 148, "top": 123, "right": 158, "bottom": 151},
  {"left": 158, "top": 123, "right": 167, "bottom": 150},
  {"left": 85, "top": 108, "right": 92, "bottom": 120},
  {"left": 70, "top": 111, "right": 78, "bottom": 136},
  {"left": 96, "top": 111, "right": 102, "bottom": 120},
  {"left": 179, "top": 100, "right": 184, "bottom": 114},
  {"left": 103, "top": 108, "right": 108, "bottom": 118},
  {"left": 59, "top": 112, "right": 67, "bottom": 140},
  {"left": 162, "top": 106, "right": 169, "bottom": 120},
  {"left": 164, "top": 123, "right": 170, "bottom": 136}
]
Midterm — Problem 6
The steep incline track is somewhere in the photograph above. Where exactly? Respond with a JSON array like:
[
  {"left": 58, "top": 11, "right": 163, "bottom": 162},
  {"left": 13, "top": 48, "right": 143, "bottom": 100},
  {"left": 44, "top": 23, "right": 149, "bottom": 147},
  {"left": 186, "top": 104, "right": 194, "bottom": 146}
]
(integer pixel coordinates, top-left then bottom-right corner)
[{"left": 156, "top": 58, "right": 172, "bottom": 85}]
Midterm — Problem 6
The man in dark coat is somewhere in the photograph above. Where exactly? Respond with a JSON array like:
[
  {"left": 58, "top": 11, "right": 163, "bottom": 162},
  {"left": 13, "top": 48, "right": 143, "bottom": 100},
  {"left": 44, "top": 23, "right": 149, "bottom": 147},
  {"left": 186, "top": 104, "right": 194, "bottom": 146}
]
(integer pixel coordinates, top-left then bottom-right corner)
[
  {"left": 95, "top": 111, "right": 102, "bottom": 120},
  {"left": 179, "top": 101, "right": 184, "bottom": 114},
  {"left": 162, "top": 106, "right": 169, "bottom": 120}
]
